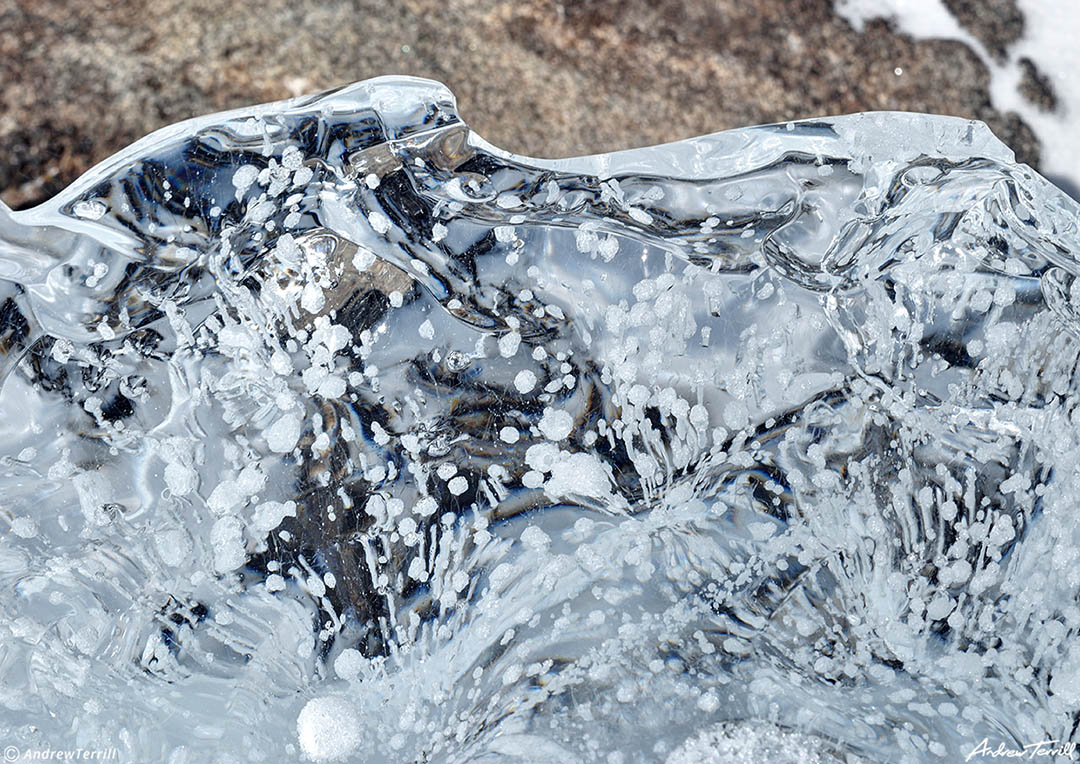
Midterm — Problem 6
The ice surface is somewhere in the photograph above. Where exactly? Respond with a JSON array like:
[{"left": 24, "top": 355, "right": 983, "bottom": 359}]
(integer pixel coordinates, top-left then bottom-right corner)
[{"left": 1, "top": 76, "right": 1080, "bottom": 762}]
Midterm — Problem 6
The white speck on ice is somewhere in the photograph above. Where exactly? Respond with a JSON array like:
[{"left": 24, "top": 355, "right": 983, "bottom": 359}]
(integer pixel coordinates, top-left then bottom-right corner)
[
  {"left": 281, "top": 146, "right": 304, "bottom": 170},
  {"left": 451, "top": 570, "right": 469, "bottom": 592},
  {"left": 539, "top": 407, "right": 574, "bottom": 441},
  {"left": 301, "top": 281, "right": 325, "bottom": 314},
  {"left": 266, "top": 413, "right": 302, "bottom": 453},
  {"left": 414, "top": 496, "right": 437, "bottom": 517},
  {"left": 525, "top": 442, "right": 561, "bottom": 473},
  {"left": 418, "top": 319, "right": 435, "bottom": 340},
  {"left": 368, "top": 210, "right": 391, "bottom": 234},
  {"left": 334, "top": 649, "right": 365, "bottom": 681},
  {"left": 545, "top": 451, "right": 612, "bottom": 501},
  {"left": 1050, "top": 647, "right": 1080, "bottom": 708},
  {"left": 498, "top": 331, "right": 522, "bottom": 358},
  {"left": 271, "top": 349, "right": 293, "bottom": 375},
  {"left": 514, "top": 370, "right": 536, "bottom": 393},
  {"left": 232, "top": 165, "right": 259, "bottom": 196},
  {"left": 164, "top": 462, "right": 198, "bottom": 496},
  {"left": 11, "top": 517, "right": 38, "bottom": 538},
  {"left": 154, "top": 528, "right": 190, "bottom": 567},
  {"left": 408, "top": 556, "right": 428, "bottom": 581},
  {"left": 697, "top": 692, "right": 720, "bottom": 713},
  {"left": 521, "top": 526, "right": 551, "bottom": 550},
  {"left": 73, "top": 471, "right": 114, "bottom": 526},
  {"left": 722, "top": 400, "right": 749, "bottom": 430},
  {"left": 598, "top": 235, "right": 619, "bottom": 261},
  {"left": 210, "top": 516, "right": 246, "bottom": 573},
  {"left": 252, "top": 500, "right": 298, "bottom": 534},
  {"left": 352, "top": 247, "right": 376, "bottom": 272},
  {"left": 296, "top": 696, "right": 363, "bottom": 762},
  {"left": 73, "top": 200, "right": 107, "bottom": 220},
  {"left": 293, "top": 166, "right": 314, "bottom": 186},
  {"left": 447, "top": 476, "right": 468, "bottom": 496}
]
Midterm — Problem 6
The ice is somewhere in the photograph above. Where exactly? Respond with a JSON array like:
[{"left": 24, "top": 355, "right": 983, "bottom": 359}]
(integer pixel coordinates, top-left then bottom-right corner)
[
  {"left": 2, "top": 76, "right": 1080, "bottom": 763},
  {"left": 665, "top": 721, "right": 868, "bottom": 764}
]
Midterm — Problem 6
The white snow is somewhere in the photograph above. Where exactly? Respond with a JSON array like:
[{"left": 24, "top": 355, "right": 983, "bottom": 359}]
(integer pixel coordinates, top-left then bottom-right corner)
[
  {"left": 413, "top": 496, "right": 438, "bottom": 517},
  {"left": 722, "top": 400, "right": 749, "bottom": 430},
  {"left": 520, "top": 526, "right": 551, "bottom": 551}
]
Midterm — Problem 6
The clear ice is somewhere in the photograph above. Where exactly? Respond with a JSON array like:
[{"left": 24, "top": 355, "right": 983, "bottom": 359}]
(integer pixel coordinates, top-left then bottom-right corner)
[{"left": 0, "top": 76, "right": 1078, "bottom": 763}]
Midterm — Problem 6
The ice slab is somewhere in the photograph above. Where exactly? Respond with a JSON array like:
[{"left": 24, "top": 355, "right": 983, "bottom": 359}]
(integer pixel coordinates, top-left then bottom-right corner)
[{"left": 1, "top": 77, "right": 1078, "bottom": 762}]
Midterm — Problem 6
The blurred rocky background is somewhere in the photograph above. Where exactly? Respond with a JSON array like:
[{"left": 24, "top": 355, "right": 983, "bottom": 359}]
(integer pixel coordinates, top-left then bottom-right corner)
[{"left": 0, "top": 0, "right": 1060, "bottom": 209}]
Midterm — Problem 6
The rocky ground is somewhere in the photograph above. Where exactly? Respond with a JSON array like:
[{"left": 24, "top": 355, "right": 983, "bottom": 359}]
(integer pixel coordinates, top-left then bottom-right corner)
[{"left": 0, "top": 0, "right": 1050, "bottom": 209}]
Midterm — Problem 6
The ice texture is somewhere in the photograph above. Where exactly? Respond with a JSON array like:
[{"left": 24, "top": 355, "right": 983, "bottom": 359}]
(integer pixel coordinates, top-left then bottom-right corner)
[{"left": 1, "top": 76, "right": 1079, "bottom": 762}]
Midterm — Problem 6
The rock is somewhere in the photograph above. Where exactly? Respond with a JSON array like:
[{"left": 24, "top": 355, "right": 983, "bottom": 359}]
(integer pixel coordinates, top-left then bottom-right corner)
[
  {"left": 0, "top": 0, "right": 1040, "bottom": 209},
  {"left": 941, "top": 0, "right": 1024, "bottom": 60}
]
